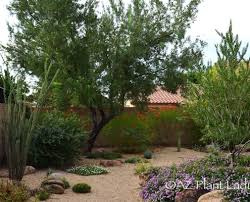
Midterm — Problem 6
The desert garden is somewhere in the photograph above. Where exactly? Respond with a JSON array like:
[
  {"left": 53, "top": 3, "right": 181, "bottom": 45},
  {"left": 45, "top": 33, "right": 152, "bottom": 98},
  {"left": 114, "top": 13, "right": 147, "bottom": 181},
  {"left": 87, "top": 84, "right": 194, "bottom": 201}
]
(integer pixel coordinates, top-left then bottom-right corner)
[{"left": 1, "top": 0, "right": 250, "bottom": 201}]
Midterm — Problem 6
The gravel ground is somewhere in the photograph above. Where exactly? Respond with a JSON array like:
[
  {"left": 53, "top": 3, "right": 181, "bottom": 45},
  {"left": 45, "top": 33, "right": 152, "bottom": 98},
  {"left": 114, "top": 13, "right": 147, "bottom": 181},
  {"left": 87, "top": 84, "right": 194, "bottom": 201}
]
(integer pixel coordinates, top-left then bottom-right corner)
[{"left": 19, "top": 147, "right": 205, "bottom": 202}]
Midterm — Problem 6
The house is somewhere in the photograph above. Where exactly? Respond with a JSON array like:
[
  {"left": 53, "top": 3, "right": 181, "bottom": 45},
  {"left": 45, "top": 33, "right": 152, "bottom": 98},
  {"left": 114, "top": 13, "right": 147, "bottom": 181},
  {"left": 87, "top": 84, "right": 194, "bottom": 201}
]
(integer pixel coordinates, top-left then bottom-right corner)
[{"left": 125, "top": 87, "right": 183, "bottom": 109}]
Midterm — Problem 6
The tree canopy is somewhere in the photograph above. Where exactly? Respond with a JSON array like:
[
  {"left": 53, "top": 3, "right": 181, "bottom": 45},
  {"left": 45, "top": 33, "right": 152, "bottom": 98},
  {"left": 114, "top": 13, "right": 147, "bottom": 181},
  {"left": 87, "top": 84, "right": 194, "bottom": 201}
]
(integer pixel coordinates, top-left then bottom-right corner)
[{"left": 5, "top": 0, "right": 204, "bottom": 151}]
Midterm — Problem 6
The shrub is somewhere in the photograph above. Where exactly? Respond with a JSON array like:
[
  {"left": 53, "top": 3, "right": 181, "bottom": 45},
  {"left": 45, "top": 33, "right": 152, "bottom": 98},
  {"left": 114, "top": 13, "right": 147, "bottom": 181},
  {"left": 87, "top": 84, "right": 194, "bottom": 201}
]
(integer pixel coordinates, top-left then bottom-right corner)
[
  {"left": 147, "top": 110, "right": 203, "bottom": 147},
  {"left": 103, "top": 112, "right": 152, "bottom": 153},
  {"left": 36, "top": 190, "right": 50, "bottom": 201},
  {"left": 140, "top": 155, "right": 250, "bottom": 202},
  {"left": 67, "top": 166, "right": 108, "bottom": 176},
  {"left": 125, "top": 157, "right": 149, "bottom": 164},
  {"left": 185, "top": 24, "right": 250, "bottom": 165},
  {"left": 62, "top": 178, "right": 70, "bottom": 189},
  {"left": 0, "top": 181, "right": 30, "bottom": 202},
  {"left": 135, "top": 163, "right": 153, "bottom": 175},
  {"left": 86, "top": 151, "right": 122, "bottom": 160},
  {"left": 144, "top": 150, "right": 153, "bottom": 159},
  {"left": 72, "top": 183, "right": 91, "bottom": 193},
  {"left": 29, "top": 111, "right": 86, "bottom": 168},
  {"left": 236, "top": 155, "right": 250, "bottom": 167}
]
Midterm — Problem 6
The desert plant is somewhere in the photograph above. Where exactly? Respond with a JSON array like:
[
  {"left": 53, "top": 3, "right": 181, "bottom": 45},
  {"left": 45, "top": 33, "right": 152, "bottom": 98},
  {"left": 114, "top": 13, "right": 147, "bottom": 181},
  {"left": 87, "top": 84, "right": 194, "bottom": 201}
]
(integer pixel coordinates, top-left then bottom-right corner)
[
  {"left": 135, "top": 163, "right": 154, "bottom": 175},
  {"left": 0, "top": 181, "right": 30, "bottom": 202},
  {"left": 2, "top": 62, "right": 58, "bottom": 181},
  {"left": 185, "top": 23, "right": 250, "bottom": 166},
  {"left": 143, "top": 150, "right": 153, "bottom": 159},
  {"left": 62, "top": 178, "right": 70, "bottom": 189},
  {"left": 103, "top": 112, "right": 152, "bottom": 153},
  {"left": 67, "top": 166, "right": 108, "bottom": 176},
  {"left": 125, "top": 157, "right": 149, "bottom": 164},
  {"left": 36, "top": 190, "right": 50, "bottom": 201},
  {"left": 28, "top": 111, "right": 86, "bottom": 168},
  {"left": 72, "top": 183, "right": 91, "bottom": 193},
  {"left": 177, "top": 131, "right": 182, "bottom": 152},
  {"left": 85, "top": 151, "right": 122, "bottom": 160}
]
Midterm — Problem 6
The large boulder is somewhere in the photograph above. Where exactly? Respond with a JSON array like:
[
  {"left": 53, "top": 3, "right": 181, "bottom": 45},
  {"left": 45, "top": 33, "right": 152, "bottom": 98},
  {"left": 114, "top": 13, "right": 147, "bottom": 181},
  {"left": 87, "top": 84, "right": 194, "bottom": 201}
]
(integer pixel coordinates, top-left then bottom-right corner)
[
  {"left": 99, "top": 160, "right": 123, "bottom": 167},
  {"left": 48, "top": 172, "right": 65, "bottom": 181},
  {"left": 42, "top": 179, "right": 65, "bottom": 187},
  {"left": 198, "top": 190, "right": 225, "bottom": 202},
  {"left": 43, "top": 184, "right": 64, "bottom": 194},
  {"left": 24, "top": 166, "right": 36, "bottom": 175},
  {"left": 0, "top": 166, "right": 36, "bottom": 177}
]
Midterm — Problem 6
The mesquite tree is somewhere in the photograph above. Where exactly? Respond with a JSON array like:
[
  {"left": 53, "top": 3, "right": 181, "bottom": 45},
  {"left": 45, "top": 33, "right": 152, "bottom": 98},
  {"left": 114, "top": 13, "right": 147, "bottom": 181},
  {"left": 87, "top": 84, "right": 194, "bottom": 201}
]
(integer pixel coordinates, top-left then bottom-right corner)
[
  {"left": 2, "top": 62, "right": 58, "bottom": 182},
  {"left": 185, "top": 22, "right": 250, "bottom": 166},
  {"left": 5, "top": 0, "right": 204, "bottom": 152}
]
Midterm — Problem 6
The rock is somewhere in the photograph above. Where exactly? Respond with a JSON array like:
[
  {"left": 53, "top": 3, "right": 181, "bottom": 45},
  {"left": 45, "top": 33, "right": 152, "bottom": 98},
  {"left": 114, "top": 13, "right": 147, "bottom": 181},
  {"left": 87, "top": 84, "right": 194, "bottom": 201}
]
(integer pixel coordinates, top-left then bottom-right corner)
[
  {"left": 0, "top": 166, "right": 36, "bottom": 177},
  {"left": 99, "top": 160, "right": 123, "bottom": 167},
  {"left": 24, "top": 166, "right": 36, "bottom": 175},
  {"left": 198, "top": 190, "right": 225, "bottom": 202},
  {"left": 0, "top": 169, "right": 8, "bottom": 177},
  {"left": 48, "top": 172, "right": 65, "bottom": 180},
  {"left": 43, "top": 184, "right": 64, "bottom": 194},
  {"left": 175, "top": 189, "right": 208, "bottom": 202},
  {"left": 42, "top": 179, "right": 65, "bottom": 187}
]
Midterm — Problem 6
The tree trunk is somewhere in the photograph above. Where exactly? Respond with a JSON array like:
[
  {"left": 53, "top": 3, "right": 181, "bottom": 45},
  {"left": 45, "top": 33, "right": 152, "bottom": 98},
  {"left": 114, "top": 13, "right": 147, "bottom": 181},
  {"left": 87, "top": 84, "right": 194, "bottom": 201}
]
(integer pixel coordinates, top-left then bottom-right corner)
[{"left": 87, "top": 107, "right": 115, "bottom": 152}]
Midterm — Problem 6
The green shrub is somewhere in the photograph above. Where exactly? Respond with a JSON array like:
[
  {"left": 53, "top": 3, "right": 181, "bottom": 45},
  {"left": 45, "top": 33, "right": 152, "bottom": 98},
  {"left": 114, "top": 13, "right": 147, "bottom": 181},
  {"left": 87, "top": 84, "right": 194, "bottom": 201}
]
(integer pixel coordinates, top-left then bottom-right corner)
[
  {"left": 135, "top": 163, "right": 153, "bottom": 175},
  {"left": 0, "top": 181, "right": 30, "bottom": 202},
  {"left": 236, "top": 155, "right": 250, "bottom": 167},
  {"left": 144, "top": 150, "right": 153, "bottom": 159},
  {"left": 147, "top": 110, "right": 203, "bottom": 146},
  {"left": 36, "top": 190, "right": 50, "bottom": 201},
  {"left": 125, "top": 157, "right": 149, "bottom": 164},
  {"left": 72, "top": 183, "right": 91, "bottom": 193},
  {"left": 67, "top": 166, "right": 108, "bottom": 176},
  {"left": 103, "top": 112, "right": 152, "bottom": 153},
  {"left": 62, "top": 178, "right": 70, "bottom": 189},
  {"left": 28, "top": 111, "right": 86, "bottom": 168},
  {"left": 86, "top": 151, "right": 122, "bottom": 160}
]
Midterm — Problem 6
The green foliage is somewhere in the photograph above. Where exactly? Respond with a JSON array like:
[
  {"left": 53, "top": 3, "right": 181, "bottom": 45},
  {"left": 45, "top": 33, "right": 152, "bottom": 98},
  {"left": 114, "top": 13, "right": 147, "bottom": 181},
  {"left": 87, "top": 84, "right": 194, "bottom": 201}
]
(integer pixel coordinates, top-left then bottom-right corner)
[
  {"left": 67, "top": 166, "right": 108, "bottom": 176},
  {"left": 29, "top": 111, "right": 86, "bottom": 168},
  {"left": 86, "top": 151, "right": 122, "bottom": 160},
  {"left": 103, "top": 112, "right": 152, "bottom": 153},
  {"left": 125, "top": 157, "right": 149, "bottom": 164},
  {"left": 72, "top": 183, "right": 91, "bottom": 193},
  {"left": 185, "top": 22, "right": 250, "bottom": 160},
  {"left": 0, "top": 181, "right": 30, "bottom": 202},
  {"left": 143, "top": 150, "right": 153, "bottom": 159},
  {"left": 2, "top": 62, "right": 58, "bottom": 181},
  {"left": 236, "top": 155, "right": 250, "bottom": 167},
  {"left": 62, "top": 178, "right": 70, "bottom": 189},
  {"left": 36, "top": 190, "right": 50, "bottom": 201},
  {"left": 135, "top": 163, "right": 154, "bottom": 175},
  {"left": 147, "top": 110, "right": 203, "bottom": 146},
  {"left": 6, "top": 0, "right": 204, "bottom": 151}
]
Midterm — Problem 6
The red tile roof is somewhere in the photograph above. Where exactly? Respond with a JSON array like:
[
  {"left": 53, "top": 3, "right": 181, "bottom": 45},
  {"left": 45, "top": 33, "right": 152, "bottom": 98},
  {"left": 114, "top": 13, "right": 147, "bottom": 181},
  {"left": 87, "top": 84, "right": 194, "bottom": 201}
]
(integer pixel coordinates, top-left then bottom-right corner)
[{"left": 148, "top": 87, "right": 183, "bottom": 104}]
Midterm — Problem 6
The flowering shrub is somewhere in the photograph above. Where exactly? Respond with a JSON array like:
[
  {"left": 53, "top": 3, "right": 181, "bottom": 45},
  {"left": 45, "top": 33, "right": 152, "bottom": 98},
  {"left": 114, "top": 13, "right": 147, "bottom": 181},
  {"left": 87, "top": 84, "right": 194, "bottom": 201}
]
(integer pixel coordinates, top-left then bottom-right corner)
[
  {"left": 67, "top": 166, "right": 108, "bottom": 176},
  {"left": 141, "top": 155, "right": 250, "bottom": 202}
]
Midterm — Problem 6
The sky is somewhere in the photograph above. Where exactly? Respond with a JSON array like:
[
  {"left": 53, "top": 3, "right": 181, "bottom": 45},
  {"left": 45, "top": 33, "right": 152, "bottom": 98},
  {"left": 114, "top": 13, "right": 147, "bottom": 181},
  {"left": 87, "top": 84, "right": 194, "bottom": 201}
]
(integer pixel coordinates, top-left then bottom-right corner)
[{"left": 0, "top": 0, "right": 250, "bottom": 64}]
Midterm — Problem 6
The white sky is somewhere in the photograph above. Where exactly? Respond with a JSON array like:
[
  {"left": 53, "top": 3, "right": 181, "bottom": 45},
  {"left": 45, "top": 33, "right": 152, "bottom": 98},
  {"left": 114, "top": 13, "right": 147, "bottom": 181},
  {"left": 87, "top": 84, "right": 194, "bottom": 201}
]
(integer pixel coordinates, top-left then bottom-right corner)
[{"left": 1, "top": 0, "right": 250, "bottom": 64}]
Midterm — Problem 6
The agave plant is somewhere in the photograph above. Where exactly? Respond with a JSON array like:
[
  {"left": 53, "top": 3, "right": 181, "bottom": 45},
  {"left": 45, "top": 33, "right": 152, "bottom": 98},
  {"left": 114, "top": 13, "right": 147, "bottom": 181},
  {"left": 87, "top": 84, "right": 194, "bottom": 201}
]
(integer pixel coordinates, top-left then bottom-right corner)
[{"left": 2, "top": 61, "right": 58, "bottom": 182}]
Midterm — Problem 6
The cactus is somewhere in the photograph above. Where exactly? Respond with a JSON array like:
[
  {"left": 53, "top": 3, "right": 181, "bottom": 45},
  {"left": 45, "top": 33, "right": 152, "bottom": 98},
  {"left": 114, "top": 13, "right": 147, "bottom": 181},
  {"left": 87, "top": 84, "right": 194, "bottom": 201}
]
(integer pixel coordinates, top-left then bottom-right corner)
[
  {"left": 177, "top": 131, "right": 181, "bottom": 152},
  {"left": 2, "top": 61, "right": 58, "bottom": 182}
]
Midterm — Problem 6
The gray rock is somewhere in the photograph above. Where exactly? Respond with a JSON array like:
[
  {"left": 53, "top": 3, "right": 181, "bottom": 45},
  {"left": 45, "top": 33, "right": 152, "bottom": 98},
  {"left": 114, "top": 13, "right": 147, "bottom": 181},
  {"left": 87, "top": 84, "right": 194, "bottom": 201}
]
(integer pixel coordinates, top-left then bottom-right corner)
[
  {"left": 43, "top": 184, "right": 64, "bottom": 194},
  {"left": 24, "top": 166, "right": 36, "bottom": 175},
  {"left": 42, "top": 179, "right": 65, "bottom": 187},
  {"left": 48, "top": 173, "right": 65, "bottom": 180}
]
